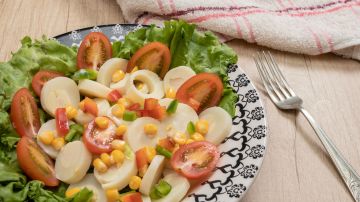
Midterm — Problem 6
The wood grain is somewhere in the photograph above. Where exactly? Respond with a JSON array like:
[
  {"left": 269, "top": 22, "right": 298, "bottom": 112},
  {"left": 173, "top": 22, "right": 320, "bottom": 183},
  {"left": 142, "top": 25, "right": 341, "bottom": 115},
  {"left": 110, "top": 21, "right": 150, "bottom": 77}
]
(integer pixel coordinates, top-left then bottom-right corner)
[{"left": 1, "top": 0, "right": 360, "bottom": 201}]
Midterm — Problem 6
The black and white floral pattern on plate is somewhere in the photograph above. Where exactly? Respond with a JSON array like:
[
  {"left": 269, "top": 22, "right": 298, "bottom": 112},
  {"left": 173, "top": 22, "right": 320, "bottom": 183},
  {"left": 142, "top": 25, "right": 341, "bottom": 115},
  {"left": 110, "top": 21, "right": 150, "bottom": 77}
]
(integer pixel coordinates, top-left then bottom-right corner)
[{"left": 55, "top": 24, "right": 267, "bottom": 202}]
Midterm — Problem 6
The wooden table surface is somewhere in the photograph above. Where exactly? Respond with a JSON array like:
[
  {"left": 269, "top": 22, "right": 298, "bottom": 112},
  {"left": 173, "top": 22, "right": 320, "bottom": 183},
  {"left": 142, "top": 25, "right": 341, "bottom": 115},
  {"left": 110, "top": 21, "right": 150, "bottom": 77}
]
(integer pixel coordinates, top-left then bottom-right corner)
[{"left": 1, "top": 0, "right": 360, "bottom": 201}]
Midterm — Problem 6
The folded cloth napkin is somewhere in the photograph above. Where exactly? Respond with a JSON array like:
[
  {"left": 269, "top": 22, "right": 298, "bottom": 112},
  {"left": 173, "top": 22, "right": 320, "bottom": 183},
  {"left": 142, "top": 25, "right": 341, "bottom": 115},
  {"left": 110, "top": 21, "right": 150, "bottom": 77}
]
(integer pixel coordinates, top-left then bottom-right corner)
[{"left": 116, "top": 0, "right": 360, "bottom": 60}]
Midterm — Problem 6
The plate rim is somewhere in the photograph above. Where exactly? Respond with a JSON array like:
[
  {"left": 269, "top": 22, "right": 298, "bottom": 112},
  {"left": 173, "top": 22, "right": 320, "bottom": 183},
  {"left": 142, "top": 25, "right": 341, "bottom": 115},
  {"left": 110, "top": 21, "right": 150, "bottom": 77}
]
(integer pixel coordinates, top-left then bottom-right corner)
[{"left": 53, "top": 23, "right": 146, "bottom": 39}]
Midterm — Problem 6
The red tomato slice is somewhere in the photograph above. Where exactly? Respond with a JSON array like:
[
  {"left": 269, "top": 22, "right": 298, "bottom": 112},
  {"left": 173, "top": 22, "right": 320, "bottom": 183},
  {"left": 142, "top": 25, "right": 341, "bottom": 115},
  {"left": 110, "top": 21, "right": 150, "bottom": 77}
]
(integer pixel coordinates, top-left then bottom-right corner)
[
  {"left": 121, "top": 192, "right": 143, "bottom": 202},
  {"left": 10, "top": 88, "right": 41, "bottom": 137},
  {"left": 144, "top": 98, "right": 158, "bottom": 111},
  {"left": 107, "top": 90, "right": 122, "bottom": 102},
  {"left": 16, "top": 137, "right": 59, "bottom": 186},
  {"left": 158, "top": 137, "right": 175, "bottom": 152},
  {"left": 31, "top": 70, "right": 63, "bottom": 97},
  {"left": 171, "top": 141, "right": 220, "bottom": 179},
  {"left": 149, "top": 105, "right": 166, "bottom": 121},
  {"left": 83, "top": 116, "right": 119, "bottom": 154},
  {"left": 142, "top": 98, "right": 166, "bottom": 120},
  {"left": 135, "top": 148, "right": 148, "bottom": 170},
  {"left": 127, "top": 103, "right": 141, "bottom": 111},
  {"left": 55, "top": 108, "right": 69, "bottom": 136},
  {"left": 77, "top": 32, "right": 112, "bottom": 70},
  {"left": 127, "top": 42, "right": 171, "bottom": 78},
  {"left": 176, "top": 73, "right": 223, "bottom": 113}
]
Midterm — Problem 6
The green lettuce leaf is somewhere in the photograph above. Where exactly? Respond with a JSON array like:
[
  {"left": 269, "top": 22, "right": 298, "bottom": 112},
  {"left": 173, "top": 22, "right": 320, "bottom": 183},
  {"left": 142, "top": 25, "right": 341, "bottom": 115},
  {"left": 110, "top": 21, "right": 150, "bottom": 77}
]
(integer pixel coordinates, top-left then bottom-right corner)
[
  {"left": 0, "top": 36, "right": 77, "bottom": 111},
  {"left": 0, "top": 36, "right": 78, "bottom": 201},
  {"left": 113, "top": 20, "right": 238, "bottom": 116},
  {"left": 27, "top": 181, "right": 66, "bottom": 202}
]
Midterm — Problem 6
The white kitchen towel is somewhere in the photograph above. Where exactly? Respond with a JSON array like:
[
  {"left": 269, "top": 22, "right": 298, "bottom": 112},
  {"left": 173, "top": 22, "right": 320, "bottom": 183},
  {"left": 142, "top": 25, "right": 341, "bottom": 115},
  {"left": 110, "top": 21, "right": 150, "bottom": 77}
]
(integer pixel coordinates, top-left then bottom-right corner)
[{"left": 116, "top": 0, "right": 360, "bottom": 60}]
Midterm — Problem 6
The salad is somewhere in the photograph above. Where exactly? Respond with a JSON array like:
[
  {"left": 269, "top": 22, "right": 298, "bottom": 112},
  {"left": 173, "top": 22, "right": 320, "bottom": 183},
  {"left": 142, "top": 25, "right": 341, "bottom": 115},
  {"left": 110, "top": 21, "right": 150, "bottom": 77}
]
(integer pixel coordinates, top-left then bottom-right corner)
[{"left": 0, "top": 20, "right": 238, "bottom": 202}]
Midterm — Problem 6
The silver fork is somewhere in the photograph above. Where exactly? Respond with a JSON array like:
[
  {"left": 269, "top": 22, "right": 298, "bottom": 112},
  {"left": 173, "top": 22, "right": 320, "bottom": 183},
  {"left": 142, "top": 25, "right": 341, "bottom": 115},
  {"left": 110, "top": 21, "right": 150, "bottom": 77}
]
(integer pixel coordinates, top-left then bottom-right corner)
[{"left": 254, "top": 51, "right": 360, "bottom": 202}]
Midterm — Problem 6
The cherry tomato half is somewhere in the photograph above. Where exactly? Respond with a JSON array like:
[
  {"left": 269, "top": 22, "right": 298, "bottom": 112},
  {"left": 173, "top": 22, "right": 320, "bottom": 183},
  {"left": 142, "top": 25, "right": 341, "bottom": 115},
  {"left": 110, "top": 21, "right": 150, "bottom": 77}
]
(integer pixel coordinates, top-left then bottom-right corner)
[
  {"left": 10, "top": 88, "right": 41, "bottom": 137},
  {"left": 127, "top": 42, "right": 171, "bottom": 78},
  {"left": 77, "top": 32, "right": 112, "bottom": 70},
  {"left": 17, "top": 136, "right": 59, "bottom": 186},
  {"left": 31, "top": 70, "right": 63, "bottom": 97},
  {"left": 171, "top": 141, "right": 220, "bottom": 179},
  {"left": 176, "top": 73, "right": 223, "bottom": 113},
  {"left": 83, "top": 116, "right": 119, "bottom": 154}
]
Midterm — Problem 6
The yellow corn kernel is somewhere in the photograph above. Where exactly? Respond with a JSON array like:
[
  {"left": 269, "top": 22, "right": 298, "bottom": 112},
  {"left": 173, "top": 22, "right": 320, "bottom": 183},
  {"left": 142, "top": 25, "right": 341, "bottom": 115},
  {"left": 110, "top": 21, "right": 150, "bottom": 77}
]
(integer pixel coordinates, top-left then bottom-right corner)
[
  {"left": 95, "top": 117, "right": 109, "bottom": 129},
  {"left": 195, "top": 119, "right": 209, "bottom": 135},
  {"left": 165, "top": 88, "right": 176, "bottom": 99},
  {"left": 117, "top": 98, "right": 132, "bottom": 108},
  {"left": 144, "top": 146, "right": 156, "bottom": 162},
  {"left": 115, "top": 124, "right": 127, "bottom": 137},
  {"left": 106, "top": 188, "right": 119, "bottom": 202},
  {"left": 100, "top": 153, "right": 113, "bottom": 167},
  {"left": 129, "top": 176, "right": 142, "bottom": 190},
  {"left": 111, "top": 149, "right": 125, "bottom": 166},
  {"left": 111, "top": 104, "right": 125, "bottom": 118},
  {"left": 112, "top": 70, "right": 125, "bottom": 83},
  {"left": 51, "top": 137, "right": 65, "bottom": 150},
  {"left": 186, "top": 138, "right": 195, "bottom": 144},
  {"left": 173, "top": 132, "right": 187, "bottom": 145},
  {"left": 131, "top": 66, "right": 139, "bottom": 73},
  {"left": 79, "top": 100, "right": 85, "bottom": 111},
  {"left": 39, "top": 131, "right": 55, "bottom": 145},
  {"left": 191, "top": 132, "right": 205, "bottom": 141},
  {"left": 65, "top": 187, "right": 81, "bottom": 198},
  {"left": 111, "top": 139, "right": 126, "bottom": 151},
  {"left": 144, "top": 123, "right": 157, "bottom": 136},
  {"left": 65, "top": 105, "right": 78, "bottom": 120},
  {"left": 93, "top": 158, "right": 108, "bottom": 173}
]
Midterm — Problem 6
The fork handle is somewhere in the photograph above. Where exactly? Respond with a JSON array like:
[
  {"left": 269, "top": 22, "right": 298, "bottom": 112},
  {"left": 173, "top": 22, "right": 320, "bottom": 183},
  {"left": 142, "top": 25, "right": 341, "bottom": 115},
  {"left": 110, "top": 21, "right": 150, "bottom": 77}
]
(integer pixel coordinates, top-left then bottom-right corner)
[{"left": 300, "top": 107, "right": 360, "bottom": 201}]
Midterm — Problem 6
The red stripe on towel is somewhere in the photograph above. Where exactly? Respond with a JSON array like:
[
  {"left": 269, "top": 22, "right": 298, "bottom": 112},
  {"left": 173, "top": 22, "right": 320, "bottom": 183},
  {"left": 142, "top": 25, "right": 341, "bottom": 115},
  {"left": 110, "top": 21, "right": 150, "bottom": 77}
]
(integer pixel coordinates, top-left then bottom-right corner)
[
  {"left": 322, "top": 31, "right": 335, "bottom": 52},
  {"left": 188, "top": 9, "right": 265, "bottom": 23},
  {"left": 308, "top": 28, "right": 323, "bottom": 54},
  {"left": 242, "top": 16, "right": 256, "bottom": 43},
  {"left": 186, "top": 2, "right": 360, "bottom": 23},
  {"left": 289, "top": 2, "right": 359, "bottom": 16},
  {"left": 134, "top": 0, "right": 359, "bottom": 23},
  {"left": 232, "top": 17, "right": 243, "bottom": 38},
  {"left": 164, "top": 0, "right": 358, "bottom": 18}
]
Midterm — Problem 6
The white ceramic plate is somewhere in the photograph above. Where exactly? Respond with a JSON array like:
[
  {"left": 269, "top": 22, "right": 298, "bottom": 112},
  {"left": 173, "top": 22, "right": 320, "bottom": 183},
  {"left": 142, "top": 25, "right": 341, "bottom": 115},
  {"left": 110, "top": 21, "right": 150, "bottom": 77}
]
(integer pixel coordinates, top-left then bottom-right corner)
[{"left": 55, "top": 24, "right": 267, "bottom": 202}]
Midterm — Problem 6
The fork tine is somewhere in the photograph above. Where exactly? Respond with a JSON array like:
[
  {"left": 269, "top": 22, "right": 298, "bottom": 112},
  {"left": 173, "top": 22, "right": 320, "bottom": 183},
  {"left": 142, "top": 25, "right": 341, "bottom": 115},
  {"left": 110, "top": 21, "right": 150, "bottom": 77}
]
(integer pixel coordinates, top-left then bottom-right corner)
[
  {"left": 261, "top": 51, "right": 291, "bottom": 98},
  {"left": 266, "top": 51, "right": 296, "bottom": 96},
  {"left": 254, "top": 57, "right": 280, "bottom": 102},
  {"left": 256, "top": 52, "right": 285, "bottom": 101}
]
